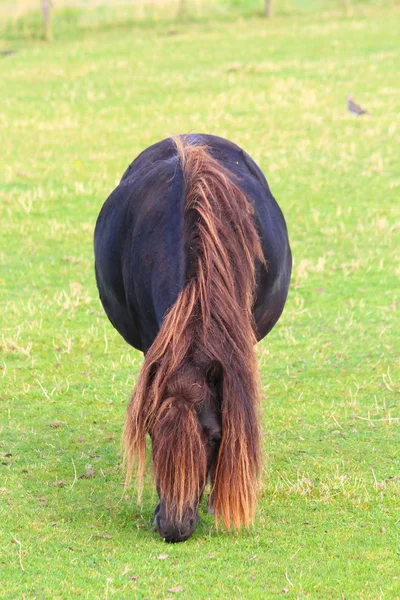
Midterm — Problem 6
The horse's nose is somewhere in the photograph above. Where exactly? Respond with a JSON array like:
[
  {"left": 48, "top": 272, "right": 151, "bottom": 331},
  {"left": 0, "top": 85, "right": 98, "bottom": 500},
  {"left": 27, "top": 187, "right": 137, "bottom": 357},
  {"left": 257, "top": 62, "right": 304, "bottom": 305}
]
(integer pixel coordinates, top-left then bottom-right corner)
[{"left": 156, "top": 515, "right": 196, "bottom": 543}]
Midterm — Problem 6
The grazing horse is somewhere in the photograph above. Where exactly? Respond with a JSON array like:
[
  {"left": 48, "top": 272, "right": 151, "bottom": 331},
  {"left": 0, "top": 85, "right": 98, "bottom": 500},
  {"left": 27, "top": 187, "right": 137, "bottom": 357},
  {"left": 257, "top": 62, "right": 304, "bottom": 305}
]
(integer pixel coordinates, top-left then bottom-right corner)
[{"left": 94, "top": 134, "right": 291, "bottom": 542}]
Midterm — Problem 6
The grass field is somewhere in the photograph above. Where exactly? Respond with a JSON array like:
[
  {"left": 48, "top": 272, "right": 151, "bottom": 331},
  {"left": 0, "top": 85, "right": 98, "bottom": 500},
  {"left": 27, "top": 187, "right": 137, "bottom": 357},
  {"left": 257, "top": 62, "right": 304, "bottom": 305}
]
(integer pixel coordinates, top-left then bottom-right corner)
[{"left": 1, "top": 2, "right": 400, "bottom": 598}]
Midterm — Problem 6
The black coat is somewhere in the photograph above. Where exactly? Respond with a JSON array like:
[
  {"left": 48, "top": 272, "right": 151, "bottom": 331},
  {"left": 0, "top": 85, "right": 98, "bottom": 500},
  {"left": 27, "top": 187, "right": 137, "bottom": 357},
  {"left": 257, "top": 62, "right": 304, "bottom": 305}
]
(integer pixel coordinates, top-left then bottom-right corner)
[{"left": 94, "top": 134, "right": 291, "bottom": 353}]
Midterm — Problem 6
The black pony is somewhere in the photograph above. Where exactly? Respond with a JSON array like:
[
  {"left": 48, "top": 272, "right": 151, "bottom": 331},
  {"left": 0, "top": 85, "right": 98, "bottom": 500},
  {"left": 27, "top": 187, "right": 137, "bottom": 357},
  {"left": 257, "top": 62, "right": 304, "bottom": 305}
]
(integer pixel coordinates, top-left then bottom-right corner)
[{"left": 94, "top": 134, "right": 291, "bottom": 542}]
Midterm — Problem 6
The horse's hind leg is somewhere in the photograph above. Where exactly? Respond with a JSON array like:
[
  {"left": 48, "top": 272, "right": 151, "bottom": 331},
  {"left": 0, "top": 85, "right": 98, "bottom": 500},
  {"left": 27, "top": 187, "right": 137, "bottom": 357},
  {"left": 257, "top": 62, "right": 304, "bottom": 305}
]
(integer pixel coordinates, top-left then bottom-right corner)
[
  {"left": 207, "top": 494, "right": 215, "bottom": 515},
  {"left": 207, "top": 465, "right": 216, "bottom": 514}
]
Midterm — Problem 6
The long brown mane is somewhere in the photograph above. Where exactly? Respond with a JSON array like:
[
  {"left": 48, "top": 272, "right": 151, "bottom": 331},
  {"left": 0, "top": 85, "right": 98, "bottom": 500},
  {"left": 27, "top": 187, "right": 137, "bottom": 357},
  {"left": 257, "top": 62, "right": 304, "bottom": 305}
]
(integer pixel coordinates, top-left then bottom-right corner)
[{"left": 123, "top": 136, "right": 264, "bottom": 528}]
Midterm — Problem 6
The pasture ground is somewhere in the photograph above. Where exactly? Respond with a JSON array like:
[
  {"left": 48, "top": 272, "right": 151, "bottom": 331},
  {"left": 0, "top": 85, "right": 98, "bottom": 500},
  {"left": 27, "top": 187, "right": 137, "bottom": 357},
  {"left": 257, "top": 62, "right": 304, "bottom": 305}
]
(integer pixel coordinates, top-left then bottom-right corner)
[{"left": 1, "top": 2, "right": 399, "bottom": 598}]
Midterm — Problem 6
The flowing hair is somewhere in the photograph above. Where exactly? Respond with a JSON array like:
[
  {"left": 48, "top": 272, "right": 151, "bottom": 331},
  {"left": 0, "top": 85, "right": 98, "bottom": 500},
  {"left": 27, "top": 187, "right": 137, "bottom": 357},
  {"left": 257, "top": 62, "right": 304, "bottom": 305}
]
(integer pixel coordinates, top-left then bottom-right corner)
[{"left": 123, "top": 136, "right": 264, "bottom": 528}]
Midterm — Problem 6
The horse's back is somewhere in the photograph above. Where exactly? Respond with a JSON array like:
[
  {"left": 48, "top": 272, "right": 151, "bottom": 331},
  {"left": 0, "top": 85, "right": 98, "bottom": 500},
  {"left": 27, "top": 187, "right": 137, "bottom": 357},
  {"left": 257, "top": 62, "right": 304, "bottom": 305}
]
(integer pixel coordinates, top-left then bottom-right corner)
[
  {"left": 95, "top": 140, "right": 188, "bottom": 351},
  {"left": 190, "top": 135, "right": 292, "bottom": 339},
  {"left": 94, "top": 135, "right": 291, "bottom": 351}
]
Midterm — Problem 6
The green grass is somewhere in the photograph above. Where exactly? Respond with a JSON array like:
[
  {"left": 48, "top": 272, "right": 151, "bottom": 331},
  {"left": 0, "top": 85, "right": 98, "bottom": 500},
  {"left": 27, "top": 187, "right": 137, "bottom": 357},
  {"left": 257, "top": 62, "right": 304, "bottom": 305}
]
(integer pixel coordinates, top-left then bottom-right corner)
[{"left": 1, "top": 2, "right": 400, "bottom": 598}]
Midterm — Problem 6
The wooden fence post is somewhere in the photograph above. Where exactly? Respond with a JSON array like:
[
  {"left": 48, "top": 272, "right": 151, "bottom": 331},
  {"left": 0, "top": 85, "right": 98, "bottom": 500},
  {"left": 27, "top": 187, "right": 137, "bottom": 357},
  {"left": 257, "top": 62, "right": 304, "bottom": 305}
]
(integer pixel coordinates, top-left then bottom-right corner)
[
  {"left": 41, "top": 0, "right": 52, "bottom": 41},
  {"left": 265, "top": 0, "right": 273, "bottom": 18},
  {"left": 177, "top": 0, "right": 187, "bottom": 18}
]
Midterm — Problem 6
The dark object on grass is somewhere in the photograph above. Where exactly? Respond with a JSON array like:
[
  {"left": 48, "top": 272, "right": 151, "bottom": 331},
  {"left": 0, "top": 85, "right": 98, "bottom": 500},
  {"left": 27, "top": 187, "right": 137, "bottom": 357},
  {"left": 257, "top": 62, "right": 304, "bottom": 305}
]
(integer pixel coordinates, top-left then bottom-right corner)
[
  {"left": 0, "top": 50, "right": 17, "bottom": 57},
  {"left": 347, "top": 94, "right": 369, "bottom": 116},
  {"left": 94, "top": 134, "right": 292, "bottom": 542}
]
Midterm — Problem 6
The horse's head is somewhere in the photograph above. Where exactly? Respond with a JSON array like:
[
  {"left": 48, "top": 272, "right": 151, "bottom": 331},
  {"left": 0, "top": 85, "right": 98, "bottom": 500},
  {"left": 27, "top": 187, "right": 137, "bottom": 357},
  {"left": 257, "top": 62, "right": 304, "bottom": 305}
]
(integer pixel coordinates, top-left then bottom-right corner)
[{"left": 151, "top": 364, "right": 222, "bottom": 542}]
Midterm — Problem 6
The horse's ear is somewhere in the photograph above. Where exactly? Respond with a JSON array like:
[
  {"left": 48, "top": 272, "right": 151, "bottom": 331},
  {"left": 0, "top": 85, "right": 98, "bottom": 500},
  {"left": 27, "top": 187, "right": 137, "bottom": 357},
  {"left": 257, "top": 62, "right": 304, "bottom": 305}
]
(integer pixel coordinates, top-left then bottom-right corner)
[{"left": 206, "top": 361, "right": 223, "bottom": 389}]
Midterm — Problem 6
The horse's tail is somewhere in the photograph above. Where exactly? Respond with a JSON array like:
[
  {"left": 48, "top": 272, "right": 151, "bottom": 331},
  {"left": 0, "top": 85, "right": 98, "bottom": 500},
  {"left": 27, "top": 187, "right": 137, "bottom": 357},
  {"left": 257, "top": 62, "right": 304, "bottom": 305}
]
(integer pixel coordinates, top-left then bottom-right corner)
[{"left": 123, "top": 136, "right": 264, "bottom": 528}]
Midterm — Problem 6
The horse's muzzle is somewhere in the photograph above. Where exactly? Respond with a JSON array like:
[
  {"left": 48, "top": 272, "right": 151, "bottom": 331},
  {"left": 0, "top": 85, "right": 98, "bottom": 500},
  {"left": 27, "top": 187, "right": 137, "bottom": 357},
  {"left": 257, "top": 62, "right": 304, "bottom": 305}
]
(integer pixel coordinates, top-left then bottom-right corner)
[{"left": 154, "top": 503, "right": 198, "bottom": 543}]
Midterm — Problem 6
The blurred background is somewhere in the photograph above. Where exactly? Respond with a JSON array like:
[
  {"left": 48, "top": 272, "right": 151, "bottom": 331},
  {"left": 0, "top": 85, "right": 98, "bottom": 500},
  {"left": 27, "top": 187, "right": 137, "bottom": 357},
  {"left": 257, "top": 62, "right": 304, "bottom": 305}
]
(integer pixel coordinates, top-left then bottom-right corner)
[
  {"left": 1, "top": 0, "right": 396, "bottom": 39},
  {"left": 1, "top": 1, "right": 399, "bottom": 597}
]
